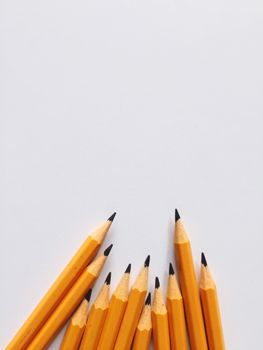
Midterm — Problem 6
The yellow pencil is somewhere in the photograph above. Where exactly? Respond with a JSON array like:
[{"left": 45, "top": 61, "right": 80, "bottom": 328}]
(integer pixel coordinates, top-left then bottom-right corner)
[
  {"left": 97, "top": 264, "right": 131, "bottom": 350},
  {"left": 200, "top": 253, "right": 225, "bottom": 350},
  {"left": 114, "top": 255, "right": 150, "bottom": 350},
  {"left": 27, "top": 245, "right": 113, "bottom": 350},
  {"left": 174, "top": 209, "right": 208, "bottom": 350},
  {"left": 166, "top": 263, "right": 188, "bottom": 350},
  {"left": 132, "top": 292, "right": 152, "bottom": 350},
  {"left": 152, "top": 277, "right": 170, "bottom": 350},
  {"left": 60, "top": 290, "right": 92, "bottom": 350},
  {"left": 7, "top": 213, "right": 116, "bottom": 350},
  {"left": 79, "top": 272, "right": 111, "bottom": 350}
]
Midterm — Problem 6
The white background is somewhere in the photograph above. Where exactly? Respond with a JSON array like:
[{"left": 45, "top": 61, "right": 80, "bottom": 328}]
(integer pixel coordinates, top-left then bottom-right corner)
[{"left": 1, "top": 0, "right": 263, "bottom": 349}]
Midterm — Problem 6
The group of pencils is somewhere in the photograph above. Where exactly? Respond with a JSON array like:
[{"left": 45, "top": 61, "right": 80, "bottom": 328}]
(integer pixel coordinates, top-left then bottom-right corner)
[{"left": 6, "top": 210, "right": 225, "bottom": 350}]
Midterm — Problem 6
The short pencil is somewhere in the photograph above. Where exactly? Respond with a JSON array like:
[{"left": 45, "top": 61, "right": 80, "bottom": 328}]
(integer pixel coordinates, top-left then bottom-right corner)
[
  {"left": 200, "top": 253, "right": 225, "bottom": 350},
  {"left": 152, "top": 277, "right": 170, "bottom": 350},
  {"left": 59, "top": 290, "right": 92, "bottom": 350},
  {"left": 114, "top": 255, "right": 150, "bottom": 350},
  {"left": 132, "top": 292, "right": 152, "bottom": 350},
  {"left": 79, "top": 272, "right": 111, "bottom": 350},
  {"left": 166, "top": 263, "right": 188, "bottom": 350},
  {"left": 97, "top": 264, "right": 131, "bottom": 350}
]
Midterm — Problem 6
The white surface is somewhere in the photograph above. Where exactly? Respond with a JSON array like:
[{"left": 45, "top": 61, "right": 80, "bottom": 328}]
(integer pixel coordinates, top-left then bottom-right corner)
[{"left": 1, "top": 0, "right": 263, "bottom": 349}]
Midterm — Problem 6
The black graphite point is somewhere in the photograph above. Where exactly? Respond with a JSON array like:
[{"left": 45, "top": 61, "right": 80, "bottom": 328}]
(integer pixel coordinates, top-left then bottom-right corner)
[
  {"left": 85, "top": 289, "right": 92, "bottom": 302},
  {"left": 105, "top": 272, "right": 111, "bottom": 285},
  {"left": 155, "top": 276, "right": 160, "bottom": 289},
  {"left": 145, "top": 292, "right": 151, "bottom": 305},
  {"left": 175, "top": 209, "right": 180, "bottom": 222},
  {"left": 108, "top": 212, "right": 116, "bottom": 222},
  {"left": 125, "top": 263, "right": 131, "bottom": 273},
  {"left": 169, "top": 262, "right": 175, "bottom": 275},
  {"left": 201, "top": 252, "right": 208, "bottom": 267},
  {"left": 104, "top": 244, "right": 113, "bottom": 256},
  {"left": 144, "top": 255, "right": 150, "bottom": 267}
]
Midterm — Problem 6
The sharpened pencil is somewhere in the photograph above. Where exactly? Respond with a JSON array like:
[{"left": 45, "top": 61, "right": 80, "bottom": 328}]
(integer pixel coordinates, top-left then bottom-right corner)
[
  {"left": 200, "top": 253, "right": 225, "bottom": 350},
  {"left": 79, "top": 272, "right": 111, "bottom": 350},
  {"left": 6, "top": 214, "right": 115, "bottom": 350},
  {"left": 114, "top": 256, "right": 150, "bottom": 350},
  {"left": 174, "top": 210, "right": 208, "bottom": 350},
  {"left": 133, "top": 293, "right": 152, "bottom": 350},
  {"left": 97, "top": 264, "right": 131, "bottom": 350},
  {"left": 27, "top": 245, "right": 113, "bottom": 350},
  {"left": 60, "top": 290, "right": 92, "bottom": 350}
]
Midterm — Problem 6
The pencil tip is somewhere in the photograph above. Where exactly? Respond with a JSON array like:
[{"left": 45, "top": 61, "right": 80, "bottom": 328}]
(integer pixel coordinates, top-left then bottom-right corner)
[
  {"left": 85, "top": 289, "right": 92, "bottom": 302},
  {"left": 104, "top": 244, "right": 113, "bottom": 256},
  {"left": 155, "top": 276, "right": 160, "bottom": 289},
  {"left": 145, "top": 292, "right": 151, "bottom": 305},
  {"left": 105, "top": 272, "right": 111, "bottom": 285},
  {"left": 125, "top": 263, "right": 131, "bottom": 273},
  {"left": 144, "top": 255, "right": 150, "bottom": 267},
  {"left": 108, "top": 212, "right": 116, "bottom": 222},
  {"left": 169, "top": 262, "right": 175, "bottom": 275},
  {"left": 201, "top": 252, "right": 207, "bottom": 267},
  {"left": 175, "top": 209, "right": 180, "bottom": 222}
]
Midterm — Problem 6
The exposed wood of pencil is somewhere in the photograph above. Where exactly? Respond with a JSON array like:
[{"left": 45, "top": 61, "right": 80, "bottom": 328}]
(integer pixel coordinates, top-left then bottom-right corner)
[
  {"left": 79, "top": 272, "right": 111, "bottom": 350},
  {"left": 152, "top": 278, "right": 170, "bottom": 350},
  {"left": 132, "top": 293, "right": 152, "bottom": 350},
  {"left": 114, "top": 256, "right": 150, "bottom": 350},
  {"left": 27, "top": 247, "right": 112, "bottom": 350},
  {"left": 166, "top": 263, "right": 188, "bottom": 350},
  {"left": 60, "top": 291, "right": 91, "bottom": 350},
  {"left": 6, "top": 214, "right": 115, "bottom": 350},
  {"left": 200, "top": 254, "right": 225, "bottom": 350},
  {"left": 97, "top": 265, "right": 131, "bottom": 350},
  {"left": 174, "top": 210, "right": 208, "bottom": 350}
]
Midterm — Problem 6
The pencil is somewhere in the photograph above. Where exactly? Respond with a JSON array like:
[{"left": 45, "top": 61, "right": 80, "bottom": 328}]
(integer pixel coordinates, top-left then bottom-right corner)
[
  {"left": 114, "top": 255, "right": 150, "bottom": 350},
  {"left": 132, "top": 292, "right": 152, "bottom": 350},
  {"left": 200, "top": 253, "right": 225, "bottom": 350},
  {"left": 79, "top": 272, "right": 111, "bottom": 350},
  {"left": 27, "top": 245, "right": 113, "bottom": 350},
  {"left": 174, "top": 209, "right": 208, "bottom": 350},
  {"left": 166, "top": 263, "right": 188, "bottom": 350},
  {"left": 97, "top": 264, "right": 131, "bottom": 350},
  {"left": 59, "top": 290, "right": 92, "bottom": 350},
  {"left": 6, "top": 213, "right": 116, "bottom": 350},
  {"left": 152, "top": 277, "right": 170, "bottom": 350}
]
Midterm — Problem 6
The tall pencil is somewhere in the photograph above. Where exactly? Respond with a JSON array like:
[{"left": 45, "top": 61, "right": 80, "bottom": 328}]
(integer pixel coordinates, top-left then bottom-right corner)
[
  {"left": 79, "top": 272, "right": 111, "bottom": 350},
  {"left": 60, "top": 290, "right": 92, "bottom": 350},
  {"left": 114, "top": 255, "right": 150, "bottom": 350},
  {"left": 174, "top": 209, "right": 208, "bottom": 350},
  {"left": 152, "top": 277, "right": 170, "bottom": 350},
  {"left": 7, "top": 213, "right": 116, "bottom": 350},
  {"left": 27, "top": 245, "right": 113, "bottom": 350},
  {"left": 200, "top": 253, "right": 225, "bottom": 350},
  {"left": 166, "top": 263, "right": 188, "bottom": 350},
  {"left": 97, "top": 264, "right": 131, "bottom": 350},
  {"left": 133, "top": 293, "right": 152, "bottom": 350}
]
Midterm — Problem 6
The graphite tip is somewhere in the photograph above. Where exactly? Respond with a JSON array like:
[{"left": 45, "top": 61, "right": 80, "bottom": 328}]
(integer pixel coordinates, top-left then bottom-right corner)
[
  {"left": 85, "top": 289, "right": 92, "bottom": 302},
  {"left": 169, "top": 262, "right": 175, "bottom": 275},
  {"left": 155, "top": 276, "right": 160, "bottom": 289},
  {"left": 145, "top": 292, "right": 151, "bottom": 305},
  {"left": 175, "top": 209, "right": 180, "bottom": 222},
  {"left": 201, "top": 252, "right": 207, "bottom": 267},
  {"left": 144, "top": 255, "right": 150, "bottom": 267},
  {"left": 108, "top": 212, "right": 116, "bottom": 222},
  {"left": 104, "top": 244, "right": 113, "bottom": 256},
  {"left": 105, "top": 272, "right": 112, "bottom": 285},
  {"left": 125, "top": 263, "right": 131, "bottom": 274}
]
